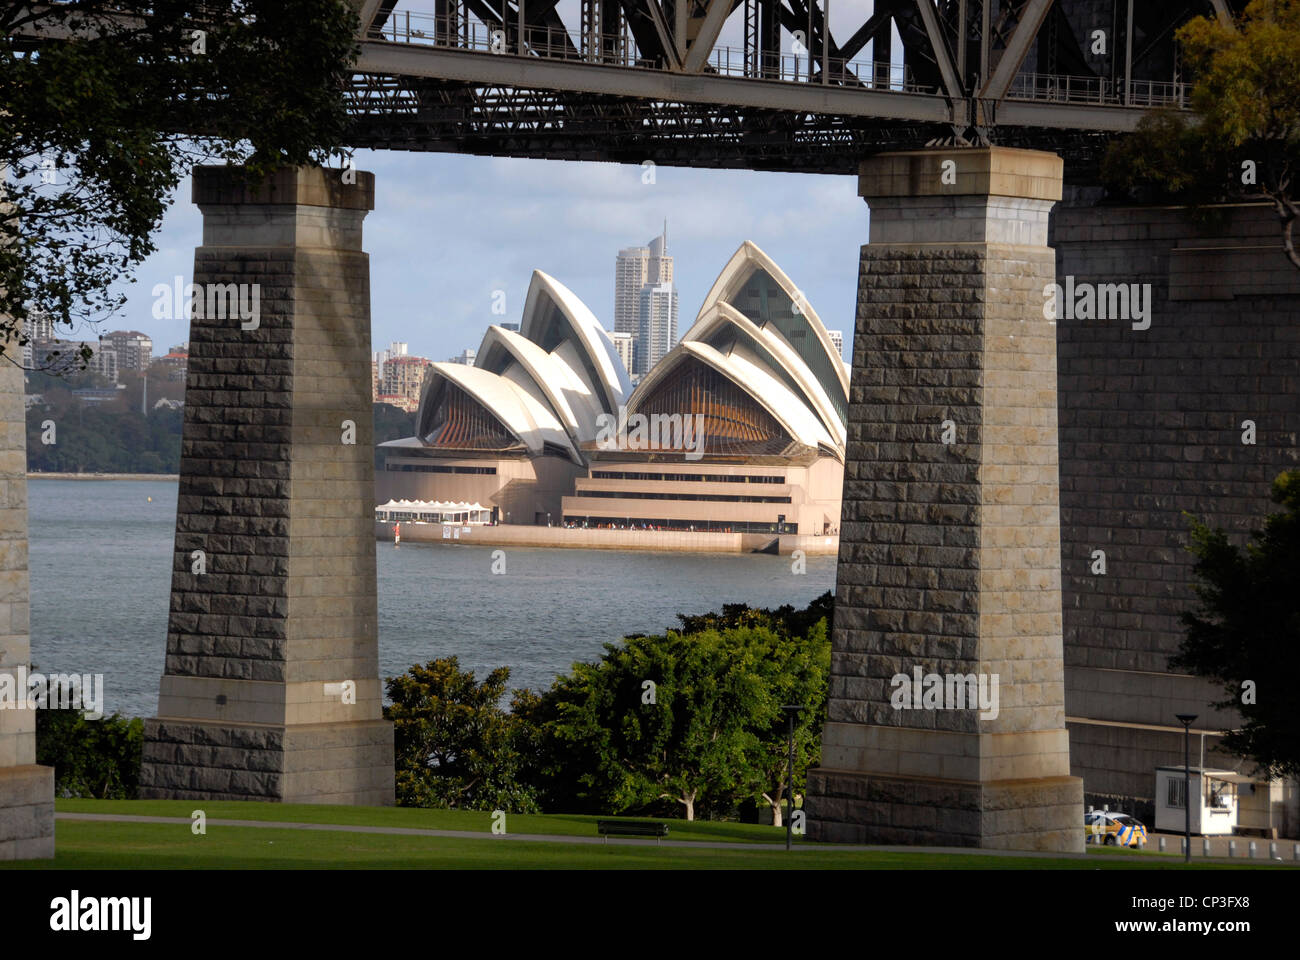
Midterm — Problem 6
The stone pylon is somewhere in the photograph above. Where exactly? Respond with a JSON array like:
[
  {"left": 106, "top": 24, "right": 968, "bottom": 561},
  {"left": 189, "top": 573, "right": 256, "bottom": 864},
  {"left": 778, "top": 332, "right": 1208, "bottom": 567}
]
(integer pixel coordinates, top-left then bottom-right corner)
[
  {"left": 140, "top": 166, "right": 393, "bottom": 805},
  {"left": 807, "top": 147, "right": 1083, "bottom": 851},
  {"left": 0, "top": 334, "right": 54, "bottom": 859}
]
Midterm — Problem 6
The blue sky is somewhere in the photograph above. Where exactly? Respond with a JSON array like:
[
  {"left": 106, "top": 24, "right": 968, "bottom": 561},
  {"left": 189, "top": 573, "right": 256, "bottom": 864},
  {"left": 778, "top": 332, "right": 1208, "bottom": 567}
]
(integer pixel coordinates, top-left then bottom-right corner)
[{"left": 107, "top": 151, "right": 869, "bottom": 364}]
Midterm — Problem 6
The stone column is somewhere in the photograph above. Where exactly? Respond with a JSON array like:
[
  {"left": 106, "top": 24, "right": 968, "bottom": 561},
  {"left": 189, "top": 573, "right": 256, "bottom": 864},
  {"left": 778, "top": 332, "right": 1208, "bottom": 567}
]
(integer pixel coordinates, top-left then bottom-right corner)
[
  {"left": 140, "top": 166, "right": 394, "bottom": 805},
  {"left": 0, "top": 335, "right": 54, "bottom": 859},
  {"left": 807, "top": 147, "right": 1083, "bottom": 851}
]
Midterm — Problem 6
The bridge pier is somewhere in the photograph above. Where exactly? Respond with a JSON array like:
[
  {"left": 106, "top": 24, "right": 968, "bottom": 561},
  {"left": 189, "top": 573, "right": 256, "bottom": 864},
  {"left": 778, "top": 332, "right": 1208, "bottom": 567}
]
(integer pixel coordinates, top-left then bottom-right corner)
[
  {"left": 0, "top": 338, "right": 54, "bottom": 859},
  {"left": 140, "top": 166, "right": 394, "bottom": 805},
  {"left": 808, "top": 147, "right": 1083, "bottom": 851}
]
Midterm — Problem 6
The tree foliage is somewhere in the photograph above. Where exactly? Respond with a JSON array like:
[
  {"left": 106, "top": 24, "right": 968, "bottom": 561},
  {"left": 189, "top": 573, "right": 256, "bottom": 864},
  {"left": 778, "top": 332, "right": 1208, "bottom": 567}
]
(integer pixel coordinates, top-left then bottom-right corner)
[
  {"left": 1173, "top": 470, "right": 1300, "bottom": 778},
  {"left": 515, "top": 593, "right": 832, "bottom": 821},
  {"left": 2, "top": 1, "right": 360, "bottom": 350},
  {"left": 35, "top": 708, "right": 143, "bottom": 799},
  {"left": 372, "top": 402, "right": 415, "bottom": 470},
  {"left": 1102, "top": 0, "right": 1300, "bottom": 268},
  {"left": 385, "top": 657, "right": 539, "bottom": 813}
]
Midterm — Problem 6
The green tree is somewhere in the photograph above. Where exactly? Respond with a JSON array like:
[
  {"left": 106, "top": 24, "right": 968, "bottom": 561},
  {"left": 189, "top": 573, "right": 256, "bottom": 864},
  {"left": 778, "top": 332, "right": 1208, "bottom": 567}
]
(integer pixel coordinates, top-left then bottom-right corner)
[
  {"left": 1102, "top": 0, "right": 1300, "bottom": 268},
  {"left": 385, "top": 657, "right": 539, "bottom": 812},
  {"left": 35, "top": 708, "right": 144, "bottom": 799},
  {"left": 372, "top": 402, "right": 416, "bottom": 470},
  {"left": 1173, "top": 470, "right": 1300, "bottom": 778},
  {"left": 671, "top": 592, "right": 833, "bottom": 825},
  {"left": 519, "top": 628, "right": 769, "bottom": 821},
  {"left": 517, "top": 595, "right": 833, "bottom": 822},
  {"left": 3, "top": 1, "right": 361, "bottom": 351},
  {"left": 746, "top": 620, "right": 830, "bottom": 827}
]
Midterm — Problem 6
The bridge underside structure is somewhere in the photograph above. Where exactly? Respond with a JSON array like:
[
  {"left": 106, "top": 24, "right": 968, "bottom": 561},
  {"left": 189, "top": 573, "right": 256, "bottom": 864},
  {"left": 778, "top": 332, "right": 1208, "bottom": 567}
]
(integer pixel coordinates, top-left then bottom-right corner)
[{"left": 346, "top": 0, "right": 1234, "bottom": 179}]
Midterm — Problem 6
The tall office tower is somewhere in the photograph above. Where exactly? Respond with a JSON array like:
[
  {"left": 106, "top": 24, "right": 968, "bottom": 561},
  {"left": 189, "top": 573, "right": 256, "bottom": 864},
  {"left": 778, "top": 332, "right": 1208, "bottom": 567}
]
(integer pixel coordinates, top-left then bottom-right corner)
[
  {"left": 635, "top": 281, "right": 678, "bottom": 376},
  {"left": 608, "top": 331, "right": 634, "bottom": 374},
  {"left": 614, "top": 222, "right": 674, "bottom": 363},
  {"left": 614, "top": 246, "right": 649, "bottom": 338},
  {"left": 828, "top": 329, "right": 844, "bottom": 357}
]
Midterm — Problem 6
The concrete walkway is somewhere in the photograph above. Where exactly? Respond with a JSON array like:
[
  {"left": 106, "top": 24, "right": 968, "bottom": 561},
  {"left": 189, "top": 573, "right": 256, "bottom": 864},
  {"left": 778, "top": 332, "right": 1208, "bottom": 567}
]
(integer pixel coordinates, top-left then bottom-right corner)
[{"left": 53, "top": 813, "right": 1297, "bottom": 865}]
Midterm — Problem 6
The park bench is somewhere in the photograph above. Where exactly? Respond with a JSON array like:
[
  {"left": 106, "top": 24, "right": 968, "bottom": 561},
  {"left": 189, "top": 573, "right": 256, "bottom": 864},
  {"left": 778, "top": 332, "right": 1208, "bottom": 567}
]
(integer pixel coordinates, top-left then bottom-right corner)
[{"left": 596, "top": 819, "right": 669, "bottom": 844}]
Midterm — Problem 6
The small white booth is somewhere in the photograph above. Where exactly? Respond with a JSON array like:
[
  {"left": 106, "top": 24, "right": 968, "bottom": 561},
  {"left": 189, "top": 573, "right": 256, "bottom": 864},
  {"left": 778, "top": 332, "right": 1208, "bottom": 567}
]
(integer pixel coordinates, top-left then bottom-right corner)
[{"left": 1154, "top": 766, "right": 1246, "bottom": 836}]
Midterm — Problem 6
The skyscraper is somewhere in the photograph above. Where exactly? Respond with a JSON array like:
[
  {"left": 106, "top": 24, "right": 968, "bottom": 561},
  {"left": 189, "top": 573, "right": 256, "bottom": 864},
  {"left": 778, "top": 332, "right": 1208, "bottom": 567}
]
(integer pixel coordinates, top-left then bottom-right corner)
[
  {"left": 635, "top": 282, "right": 677, "bottom": 376},
  {"left": 614, "top": 222, "right": 676, "bottom": 375}
]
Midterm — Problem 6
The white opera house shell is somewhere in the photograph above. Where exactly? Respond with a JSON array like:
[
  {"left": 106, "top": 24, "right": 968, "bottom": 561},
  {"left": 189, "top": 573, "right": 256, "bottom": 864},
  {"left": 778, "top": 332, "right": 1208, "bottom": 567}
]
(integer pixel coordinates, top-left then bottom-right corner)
[{"left": 377, "top": 242, "right": 847, "bottom": 536}]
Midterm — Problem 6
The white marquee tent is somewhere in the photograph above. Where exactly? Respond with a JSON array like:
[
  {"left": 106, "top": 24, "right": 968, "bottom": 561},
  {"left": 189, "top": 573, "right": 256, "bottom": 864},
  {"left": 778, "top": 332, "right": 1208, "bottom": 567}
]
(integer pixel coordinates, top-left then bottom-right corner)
[{"left": 376, "top": 499, "right": 492, "bottom": 524}]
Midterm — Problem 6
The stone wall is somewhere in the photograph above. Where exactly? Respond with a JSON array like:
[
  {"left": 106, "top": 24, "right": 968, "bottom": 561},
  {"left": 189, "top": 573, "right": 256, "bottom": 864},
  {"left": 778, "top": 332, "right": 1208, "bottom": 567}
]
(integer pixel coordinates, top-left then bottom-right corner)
[
  {"left": 141, "top": 167, "right": 393, "bottom": 805},
  {"left": 1053, "top": 198, "right": 1300, "bottom": 828},
  {"left": 809, "top": 148, "right": 1082, "bottom": 851},
  {"left": 0, "top": 336, "right": 53, "bottom": 859}
]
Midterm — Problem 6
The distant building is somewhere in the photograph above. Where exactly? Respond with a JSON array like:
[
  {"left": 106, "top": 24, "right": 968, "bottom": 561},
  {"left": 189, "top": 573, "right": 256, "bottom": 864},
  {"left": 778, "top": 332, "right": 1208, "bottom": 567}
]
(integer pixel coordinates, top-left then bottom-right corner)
[
  {"left": 608, "top": 331, "right": 634, "bottom": 375},
  {"left": 103, "top": 330, "right": 152, "bottom": 372},
  {"left": 26, "top": 312, "right": 55, "bottom": 343},
  {"left": 371, "top": 360, "right": 379, "bottom": 400},
  {"left": 153, "top": 398, "right": 184, "bottom": 411},
  {"left": 30, "top": 339, "right": 116, "bottom": 381},
  {"left": 635, "top": 281, "right": 677, "bottom": 376},
  {"left": 155, "top": 348, "right": 187, "bottom": 383},
  {"left": 85, "top": 343, "right": 119, "bottom": 383},
  {"left": 447, "top": 349, "right": 476, "bottom": 366},
  {"left": 500, "top": 322, "right": 520, "bottom": 332},
  {"left": 21, "top": 312, "right": 56, "bottom": 368},
  {"left": 374, "top": 342, "right": 408, "bottom": 384},
  {"left": 72, "top": 386, "right": 125, "bottom": 404},
  {"left": 827, "top": 330, "right": 844, "bottom": 357},
  {"left": 380, "top": 354, "right": 431, "bottom": 406},
  {"left": 615, "top": 223, "right": 675, "bottom": 372},
  {"left": 375, "top": 393, "right": 419, "bottom": 414}
]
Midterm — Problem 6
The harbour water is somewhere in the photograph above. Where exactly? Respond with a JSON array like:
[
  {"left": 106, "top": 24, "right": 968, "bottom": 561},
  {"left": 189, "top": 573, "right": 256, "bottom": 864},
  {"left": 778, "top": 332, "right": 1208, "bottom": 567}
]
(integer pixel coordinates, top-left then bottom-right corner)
[{"left": 27, "top": 478, "right": 838, "bottom": 719}]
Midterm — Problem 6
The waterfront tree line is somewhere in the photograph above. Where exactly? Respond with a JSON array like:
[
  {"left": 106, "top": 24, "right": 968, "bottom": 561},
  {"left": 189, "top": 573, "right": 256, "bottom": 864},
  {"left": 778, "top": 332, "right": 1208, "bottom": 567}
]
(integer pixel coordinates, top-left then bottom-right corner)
[{"left": 23, "top": 387, "right": 415, "bottom": 474}]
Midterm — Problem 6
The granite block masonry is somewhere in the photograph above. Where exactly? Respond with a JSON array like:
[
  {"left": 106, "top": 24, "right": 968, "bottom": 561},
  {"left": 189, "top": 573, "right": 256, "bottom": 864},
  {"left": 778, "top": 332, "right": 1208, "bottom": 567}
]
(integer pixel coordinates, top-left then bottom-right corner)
[
  {"left": 806, "top": 147, "right": 1084, "bottom": 851},
  {"left": 140, "top": 166, "right": 394, "bottom": 804},
  {"left": 0, "top": 332, "right": 55, "bottom": 859}
]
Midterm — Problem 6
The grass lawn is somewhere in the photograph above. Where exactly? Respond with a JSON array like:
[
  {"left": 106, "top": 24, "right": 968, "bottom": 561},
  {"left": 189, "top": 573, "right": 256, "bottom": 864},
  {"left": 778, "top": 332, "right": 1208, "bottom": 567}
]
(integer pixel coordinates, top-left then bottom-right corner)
[
  {"left": 0, "top": 800, "right": 1288, "bottom": 869},
  {"left": 52, "top": 798, "right": 785, "bottom": 844}
]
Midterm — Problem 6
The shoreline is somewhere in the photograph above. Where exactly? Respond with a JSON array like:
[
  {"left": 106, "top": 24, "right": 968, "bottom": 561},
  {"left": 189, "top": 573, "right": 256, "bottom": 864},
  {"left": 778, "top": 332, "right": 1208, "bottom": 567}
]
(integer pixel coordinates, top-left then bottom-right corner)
[
  {"left": 27, "top": 473, "right": 179, "bottom": 481},
  {"left": 377, "top": 520, "right": 839, "bottom": 556}
]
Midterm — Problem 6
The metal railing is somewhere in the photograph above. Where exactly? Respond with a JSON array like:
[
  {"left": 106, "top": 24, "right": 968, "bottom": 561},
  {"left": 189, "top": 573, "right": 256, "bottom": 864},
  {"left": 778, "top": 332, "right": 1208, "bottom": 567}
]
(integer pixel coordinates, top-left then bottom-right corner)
[
  {"left": 369, "top": 9, "right": 928, "bottom": 92},
  {"left": 1005, "top": 71, "right": 1190, "bottom": 108},
  {"left": 368, "top": 10, "right": 1189, "bottom": 108}
]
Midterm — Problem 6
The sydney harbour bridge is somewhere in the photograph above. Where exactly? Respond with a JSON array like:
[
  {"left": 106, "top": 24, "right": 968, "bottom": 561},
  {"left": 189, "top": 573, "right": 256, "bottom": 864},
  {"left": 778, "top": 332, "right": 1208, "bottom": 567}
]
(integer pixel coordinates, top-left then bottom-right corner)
[{"left": 345, "top": 0, "right": 1228, "bottom": 175}]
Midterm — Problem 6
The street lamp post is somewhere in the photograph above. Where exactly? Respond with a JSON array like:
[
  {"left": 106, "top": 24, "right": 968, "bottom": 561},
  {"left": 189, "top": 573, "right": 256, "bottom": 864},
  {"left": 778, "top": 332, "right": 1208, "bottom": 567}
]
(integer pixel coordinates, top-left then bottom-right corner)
[
  {"left": 780, "top": 705, "right": 801, "bottom": 851},
  {"left": 1176, "top": 713, "right": 1198, "bottom": 863}
]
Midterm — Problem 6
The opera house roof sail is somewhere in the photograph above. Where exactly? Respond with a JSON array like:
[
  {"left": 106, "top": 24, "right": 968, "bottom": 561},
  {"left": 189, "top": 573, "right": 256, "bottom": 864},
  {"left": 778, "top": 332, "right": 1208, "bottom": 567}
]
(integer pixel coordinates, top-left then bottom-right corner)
[{"left": 390, "top": 242, "right": 847, "bottom": 468}]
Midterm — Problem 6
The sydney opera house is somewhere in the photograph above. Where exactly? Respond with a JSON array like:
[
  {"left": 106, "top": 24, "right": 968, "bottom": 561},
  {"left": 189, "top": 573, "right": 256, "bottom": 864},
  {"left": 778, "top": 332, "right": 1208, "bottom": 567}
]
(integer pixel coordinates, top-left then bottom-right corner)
[{"left": 376, "top": 242, "right": 847, "bottom": 536}]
